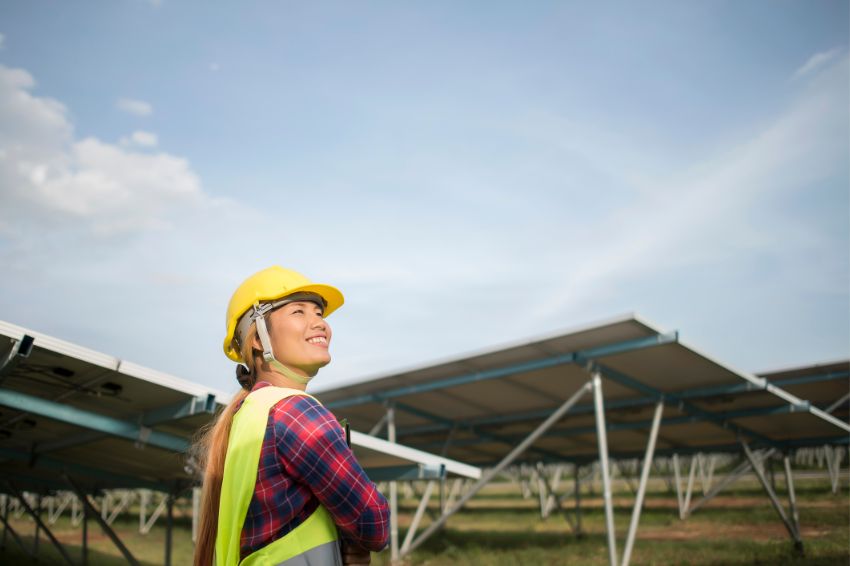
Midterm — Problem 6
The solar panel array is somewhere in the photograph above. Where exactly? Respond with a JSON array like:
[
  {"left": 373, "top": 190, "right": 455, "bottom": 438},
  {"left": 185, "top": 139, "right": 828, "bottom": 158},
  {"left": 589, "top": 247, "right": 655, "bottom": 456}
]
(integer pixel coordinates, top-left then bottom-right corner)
[{"left": 317, "top": 315, "right": 849, "bottom": 466}]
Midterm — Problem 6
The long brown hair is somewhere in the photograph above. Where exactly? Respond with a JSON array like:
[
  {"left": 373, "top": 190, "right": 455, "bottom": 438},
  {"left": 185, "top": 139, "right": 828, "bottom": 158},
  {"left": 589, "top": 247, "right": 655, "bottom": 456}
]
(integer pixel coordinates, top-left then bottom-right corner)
[{"left": 192, "top": 326, "right": 259, "bottom": 566}]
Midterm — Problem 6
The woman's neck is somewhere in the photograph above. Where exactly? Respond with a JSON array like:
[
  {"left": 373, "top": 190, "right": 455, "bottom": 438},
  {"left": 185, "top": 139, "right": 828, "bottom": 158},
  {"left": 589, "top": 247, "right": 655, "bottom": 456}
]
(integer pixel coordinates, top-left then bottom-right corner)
[{"left": 253, "top": 362, "right": 310, "bottom": 391}]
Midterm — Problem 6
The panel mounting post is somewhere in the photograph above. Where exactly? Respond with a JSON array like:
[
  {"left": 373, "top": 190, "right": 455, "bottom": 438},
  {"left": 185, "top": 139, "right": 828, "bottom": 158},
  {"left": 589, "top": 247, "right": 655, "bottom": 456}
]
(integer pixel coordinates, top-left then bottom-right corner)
[{"left": 592, "top": 371, "right": 618, "bottom": 566}]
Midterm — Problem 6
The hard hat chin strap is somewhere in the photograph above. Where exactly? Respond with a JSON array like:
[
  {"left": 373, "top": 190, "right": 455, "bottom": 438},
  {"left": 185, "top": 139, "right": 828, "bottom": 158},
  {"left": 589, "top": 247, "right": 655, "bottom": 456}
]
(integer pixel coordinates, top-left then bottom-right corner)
[{"left": 254, "top": 314, "right": 312, "bottom": 385}]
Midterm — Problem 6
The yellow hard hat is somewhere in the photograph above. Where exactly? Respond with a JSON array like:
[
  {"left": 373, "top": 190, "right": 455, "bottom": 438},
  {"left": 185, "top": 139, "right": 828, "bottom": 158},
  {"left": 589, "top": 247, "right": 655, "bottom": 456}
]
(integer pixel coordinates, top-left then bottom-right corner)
[{"left": 223, "top": 266, "right": 344, "bottom": 362}]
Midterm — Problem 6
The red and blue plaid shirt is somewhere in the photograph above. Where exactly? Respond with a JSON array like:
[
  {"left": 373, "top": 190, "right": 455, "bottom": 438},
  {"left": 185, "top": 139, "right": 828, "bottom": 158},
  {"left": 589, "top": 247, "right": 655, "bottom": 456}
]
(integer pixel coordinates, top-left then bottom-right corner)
[{"left": 238, "top": 382, "right": 389, "bottom": 559}]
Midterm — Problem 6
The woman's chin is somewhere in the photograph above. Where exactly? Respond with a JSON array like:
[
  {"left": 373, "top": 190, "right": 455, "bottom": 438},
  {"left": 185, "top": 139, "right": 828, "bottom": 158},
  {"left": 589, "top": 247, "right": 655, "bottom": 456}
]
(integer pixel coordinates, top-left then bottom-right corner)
[{"left": 301, "top": 357, "right": 331, "bottom": 377}]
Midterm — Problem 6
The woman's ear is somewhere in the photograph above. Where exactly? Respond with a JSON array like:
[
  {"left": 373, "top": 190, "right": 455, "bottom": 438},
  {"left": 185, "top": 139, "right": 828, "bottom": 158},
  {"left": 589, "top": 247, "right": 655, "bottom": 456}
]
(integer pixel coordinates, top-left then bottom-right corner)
[{"left": 251, "top": 331, "right": 263, "bottom": 351}]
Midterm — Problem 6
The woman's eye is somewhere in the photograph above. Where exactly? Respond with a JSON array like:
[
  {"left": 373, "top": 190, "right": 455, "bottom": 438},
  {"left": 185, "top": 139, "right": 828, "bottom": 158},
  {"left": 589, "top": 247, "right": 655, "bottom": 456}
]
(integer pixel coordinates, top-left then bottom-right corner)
[{"left": 291, "top": 309, "right": 304, "bottom": 315}]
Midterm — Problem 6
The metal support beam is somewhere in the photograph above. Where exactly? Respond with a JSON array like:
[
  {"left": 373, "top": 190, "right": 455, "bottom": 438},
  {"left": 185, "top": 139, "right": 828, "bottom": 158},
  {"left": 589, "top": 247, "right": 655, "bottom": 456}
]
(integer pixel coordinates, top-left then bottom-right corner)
[
  {"left": 368, "top": 413, "right": 388, "bottom": 437},
  {"left": 688, "top": 449, "right": 776, "bottom": 517},
  {"left": 536, "top": 462, "right": 575, "bottom": 531},
  {"left": 536, "top": 464, "right": 548, "bottom": 519},
  {"left": 140, "top": 493, "right": 168, "bottom": 534},
  {"left": 72, "top": 495, "right": 81, "bottom": 527},
  {"left": 591, "top": 363, "right": 779, "bottom": 448},
  {"left": 783, "top": 455, "right": 801, "bottom": 537},
  {"left": 825, "top": 392, "right": 850, "bottom": 414},
  {"left": 33, "top": 493, "right": 40, "bottom": 556},
  {"left": 142, "top": 394, "right": 217, "bottom": 426},
  {"left": 592, "top": 372, "right": 618, "bottom": 566},
  {"left": 740, "top": 440, "right": 803, "bottom": 553},
  {"left": 165, "top": 493, "right": 174, "bottom": 566},
  {"left": 1, "top": 494, "right": 8, "bottom": 550},
  {"left": 558, "top": 464, "right": 596, "bottom": 516},
  {"left": 387, "top": 404, "right": 399, "bottom": 563},
  {"left": 574, "top": 464, "right": 583, "bottom": 537},
  {"left": 32, "top": 395, "right": 216, "bottom": 457},
  {"left": 679, "top": 369, "right": 850, "bottom": 400},
  {"left": 192, "top": 487, "right": 201, "bottom": 544},
  {"left": 622, "top": 399, "right": 664, "bottom": 566},
  {"left": 4, "top": 482, "right": 75, "bottom": 566},
  {"left": 444, "top": 478, "right": 463, "bottom": 513},
  {"left": 683, "top": 454, "right": 697, "bottom": 518},
  {"left": 105, "top": 491, "right": 133, "bottom": 525},
  {"left": 824, "top": 445, "right": 842, "bottom": 494},
  {"left": 48, "top": 492, "right": 73, "bottom": 525},
  {"left": 63, "top": 474, "right": 141, "bottom": 566},
  {"left": 0, "top": 389, "right": 188, "bottom": 453},
  {"left": 673, "top": 455, "right": 682, "bottom": 518},
  {"left": 0, "top": 506, "right": 33, "bottom": 559},
  {"left": 685, "top": 400, "right": 850, "bottom": 516},
  {"left": 393, "top": 400, "right": 565, "bottom": 462},
  {"left": 404, "top": 380, "right": 593, "bottom": 556},
  {"left": 408, "top": 481, "right": 440, "bottom": 522},
  {"left": 519, "top": 465, "right": 532, "bottom": 499},
  {"left": 401, "top": 480, "right": 436, "bottom": 555},
  {"left": 698, "top": 454, "right": 716, "bottom": 495},
  {"left": 542, "top": 464, "right": 565, "bottom": 517},
  {"left": 82, "top": 494, "right": 88, "bottom": 566}
]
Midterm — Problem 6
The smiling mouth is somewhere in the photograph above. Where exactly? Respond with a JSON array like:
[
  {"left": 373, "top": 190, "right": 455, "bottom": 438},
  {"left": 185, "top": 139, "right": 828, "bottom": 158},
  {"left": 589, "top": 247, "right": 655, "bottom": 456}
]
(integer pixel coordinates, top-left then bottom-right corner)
[{"left": 307, "top": 337, "right": 328, "bottom": 345}]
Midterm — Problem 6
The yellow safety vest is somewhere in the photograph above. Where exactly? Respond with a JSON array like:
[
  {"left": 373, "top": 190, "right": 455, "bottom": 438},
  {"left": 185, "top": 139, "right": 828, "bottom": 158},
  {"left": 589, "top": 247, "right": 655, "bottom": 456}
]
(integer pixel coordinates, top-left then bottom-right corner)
[{"left": 216, "top": 386, "right": 341, "bottom": 566}]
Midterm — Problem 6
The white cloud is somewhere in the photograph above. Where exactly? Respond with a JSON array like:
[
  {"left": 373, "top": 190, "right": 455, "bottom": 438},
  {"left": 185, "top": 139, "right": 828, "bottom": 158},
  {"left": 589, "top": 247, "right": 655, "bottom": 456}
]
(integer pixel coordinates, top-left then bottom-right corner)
[
  {"left": 120, "top": 130, "right": 158, "bottom": 147},
  {"left": 31, "top": 137, "right": 201, "bottom": 230},
  {"left": 0, "top": 61, "right": 264, "bottom": 393},
  {"left": 0, "top": 64, "right": 204, "bottom": 238},
  {"left": 792, "top": 47, "right": 843, "bottom": 80},
  {"left": 116, "top": 97, "right": 153, "bottom": 116}
]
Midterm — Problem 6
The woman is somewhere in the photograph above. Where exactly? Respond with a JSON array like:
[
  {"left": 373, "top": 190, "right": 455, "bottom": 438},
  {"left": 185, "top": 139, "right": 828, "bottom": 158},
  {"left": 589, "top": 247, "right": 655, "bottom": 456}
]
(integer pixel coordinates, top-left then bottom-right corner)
[{"left": 193, "top": 266, "right": 390, "bottom": 566}]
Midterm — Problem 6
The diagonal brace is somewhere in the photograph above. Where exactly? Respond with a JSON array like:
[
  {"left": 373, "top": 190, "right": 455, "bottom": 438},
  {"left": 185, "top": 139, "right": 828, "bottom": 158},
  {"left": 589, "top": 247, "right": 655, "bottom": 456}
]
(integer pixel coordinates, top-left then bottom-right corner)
[
  {"left": 63, "top": 474, "right": 141, "bottom": 566},
  {"left": 740, "top": 440, "right": 803, "bottom": 553},
  {"left": 404, "top": 380, "right": 593, "bottom": 557},
  {"left": 0, "top": 504, "right": 35, "bottom": 558},
  {"left": 4, "top": 481, "right": 75, "bottom": 566}
]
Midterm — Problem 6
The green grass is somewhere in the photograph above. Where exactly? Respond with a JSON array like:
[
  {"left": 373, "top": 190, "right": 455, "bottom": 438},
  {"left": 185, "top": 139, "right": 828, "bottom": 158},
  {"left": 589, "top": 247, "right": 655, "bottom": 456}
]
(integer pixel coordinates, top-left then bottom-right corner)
[{"left": 1, "top": 475, "right": 847, "bottom": 565}]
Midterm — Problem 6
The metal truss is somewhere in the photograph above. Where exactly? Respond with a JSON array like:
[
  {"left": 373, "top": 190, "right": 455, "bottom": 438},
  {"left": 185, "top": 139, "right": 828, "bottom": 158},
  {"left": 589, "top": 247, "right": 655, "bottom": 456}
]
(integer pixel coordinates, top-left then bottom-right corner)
[{"left": 401, "top": 378, "right": 594, "bottom": 558}]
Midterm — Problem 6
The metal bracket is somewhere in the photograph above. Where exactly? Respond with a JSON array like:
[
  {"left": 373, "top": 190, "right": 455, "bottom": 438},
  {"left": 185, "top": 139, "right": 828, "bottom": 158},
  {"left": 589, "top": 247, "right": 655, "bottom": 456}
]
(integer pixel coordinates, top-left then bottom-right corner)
[
  {"left": 0, "top": 334, "right": 34, "bottom": 386},
  {"left": 135, "top": 426, "right": 152, "bottom": 449}
]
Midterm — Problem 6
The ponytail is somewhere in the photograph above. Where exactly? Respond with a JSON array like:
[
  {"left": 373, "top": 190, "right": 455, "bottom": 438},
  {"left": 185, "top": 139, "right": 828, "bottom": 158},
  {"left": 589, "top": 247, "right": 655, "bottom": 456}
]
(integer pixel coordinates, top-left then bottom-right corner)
[
  {"left": 192, "top": 387, "right": 249, "bottom": 566},
  {"left": 193, "top": 326, "right": 259, "bottom": 566}
]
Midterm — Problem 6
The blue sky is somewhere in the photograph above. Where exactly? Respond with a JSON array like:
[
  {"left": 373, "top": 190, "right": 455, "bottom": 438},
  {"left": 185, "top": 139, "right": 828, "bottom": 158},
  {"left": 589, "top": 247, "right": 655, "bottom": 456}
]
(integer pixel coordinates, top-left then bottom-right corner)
[{"left": 0, "top": 1, "right": 847, "bottom": 396}]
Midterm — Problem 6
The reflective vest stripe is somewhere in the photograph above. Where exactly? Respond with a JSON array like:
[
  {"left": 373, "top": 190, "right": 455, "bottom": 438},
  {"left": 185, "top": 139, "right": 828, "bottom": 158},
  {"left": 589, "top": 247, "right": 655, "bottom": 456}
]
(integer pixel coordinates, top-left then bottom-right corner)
[
  {"left": 244, "top": 526, "right": 341, "bottom": 566},
  {"left": 216, "top": 386, "right": 340, "bottom": 566}
]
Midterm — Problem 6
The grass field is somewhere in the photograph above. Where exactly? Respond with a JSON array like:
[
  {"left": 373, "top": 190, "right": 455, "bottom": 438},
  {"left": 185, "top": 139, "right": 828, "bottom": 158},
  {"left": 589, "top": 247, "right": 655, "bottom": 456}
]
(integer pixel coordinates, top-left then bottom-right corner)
[{"left": 1, "top": 474, "right": 846, "bottom": 565}]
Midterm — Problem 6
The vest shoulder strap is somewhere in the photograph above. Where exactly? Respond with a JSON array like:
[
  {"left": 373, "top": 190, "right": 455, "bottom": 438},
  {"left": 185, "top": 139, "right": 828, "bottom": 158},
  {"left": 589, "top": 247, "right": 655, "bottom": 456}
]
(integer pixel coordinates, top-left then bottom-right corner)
[{"left": 216, "top": 386, "right": 317, "bottom": 566}]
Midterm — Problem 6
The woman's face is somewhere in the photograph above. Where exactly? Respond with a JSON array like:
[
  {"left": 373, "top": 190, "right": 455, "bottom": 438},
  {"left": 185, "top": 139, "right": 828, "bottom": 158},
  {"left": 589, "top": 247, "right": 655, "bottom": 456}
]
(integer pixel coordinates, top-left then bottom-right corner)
[{"left": 263, "top": 300, "right": 332, "bottom": 377}]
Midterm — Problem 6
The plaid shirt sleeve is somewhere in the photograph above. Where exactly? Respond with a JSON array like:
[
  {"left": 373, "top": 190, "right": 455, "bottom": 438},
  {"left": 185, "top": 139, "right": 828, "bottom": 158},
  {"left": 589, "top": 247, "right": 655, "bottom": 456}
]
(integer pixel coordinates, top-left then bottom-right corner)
[{"left": 272, "top": 395, "right": 390, "bottom": 551}]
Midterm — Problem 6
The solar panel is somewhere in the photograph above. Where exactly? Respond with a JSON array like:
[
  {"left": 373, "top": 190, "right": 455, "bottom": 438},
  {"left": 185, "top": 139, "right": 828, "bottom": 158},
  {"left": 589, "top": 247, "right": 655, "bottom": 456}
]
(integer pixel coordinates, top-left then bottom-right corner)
[{"left": 0, "top": 320, "right": 479, "bottom": 496}]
